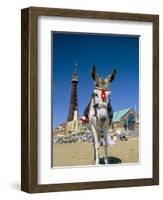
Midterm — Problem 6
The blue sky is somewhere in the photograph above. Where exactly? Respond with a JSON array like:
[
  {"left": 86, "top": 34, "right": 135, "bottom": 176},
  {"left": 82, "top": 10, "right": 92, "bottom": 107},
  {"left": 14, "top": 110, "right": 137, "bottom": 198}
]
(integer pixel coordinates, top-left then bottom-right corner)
[{"left": 52, "top": 32, "right": 139, "bottom": 128}]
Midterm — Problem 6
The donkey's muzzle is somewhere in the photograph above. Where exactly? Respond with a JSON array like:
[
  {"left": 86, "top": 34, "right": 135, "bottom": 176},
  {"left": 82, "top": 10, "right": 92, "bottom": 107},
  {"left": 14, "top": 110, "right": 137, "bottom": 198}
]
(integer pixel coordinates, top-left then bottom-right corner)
[{"left": 99, "top": 116, "right": 107, "bottom": 122}]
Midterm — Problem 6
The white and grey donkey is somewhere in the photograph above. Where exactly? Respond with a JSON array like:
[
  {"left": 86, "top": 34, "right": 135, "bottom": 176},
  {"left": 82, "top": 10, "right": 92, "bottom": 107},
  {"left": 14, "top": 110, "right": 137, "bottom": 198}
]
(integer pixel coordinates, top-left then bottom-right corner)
[{"left": 83, "top": 66, "right": 116, "bottom": 165}]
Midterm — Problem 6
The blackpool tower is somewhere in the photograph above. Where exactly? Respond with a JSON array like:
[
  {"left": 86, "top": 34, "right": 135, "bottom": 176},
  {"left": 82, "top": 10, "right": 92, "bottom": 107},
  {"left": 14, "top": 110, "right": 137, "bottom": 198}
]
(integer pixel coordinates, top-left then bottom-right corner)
[{"left": 67, "top": 64, "right": 79, "bottom": 122}]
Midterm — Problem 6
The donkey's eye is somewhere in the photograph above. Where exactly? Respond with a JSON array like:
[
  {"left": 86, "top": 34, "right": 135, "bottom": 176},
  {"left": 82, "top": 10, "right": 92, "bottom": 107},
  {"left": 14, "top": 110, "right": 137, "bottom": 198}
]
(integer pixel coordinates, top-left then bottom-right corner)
[{"left": 94, "top": 93, "right": 98, "bottom": 97}]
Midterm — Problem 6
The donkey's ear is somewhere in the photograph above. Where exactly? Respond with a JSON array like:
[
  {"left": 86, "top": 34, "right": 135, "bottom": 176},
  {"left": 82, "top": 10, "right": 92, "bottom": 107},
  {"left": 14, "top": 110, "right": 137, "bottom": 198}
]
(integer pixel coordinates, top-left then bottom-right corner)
[
  {"left": 91, "top": 65, "right": 97, "bottom": 80},
  {"left": 107, "top": 69, "right": 116, "bottom": 83}
]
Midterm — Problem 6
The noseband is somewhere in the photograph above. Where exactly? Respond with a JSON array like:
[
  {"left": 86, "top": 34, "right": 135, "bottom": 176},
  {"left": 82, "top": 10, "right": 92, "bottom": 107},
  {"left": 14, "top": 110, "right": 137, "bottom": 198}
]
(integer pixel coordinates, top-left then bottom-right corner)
[{"left": 94, "top": 87, "right": 110, "bottom": 101}]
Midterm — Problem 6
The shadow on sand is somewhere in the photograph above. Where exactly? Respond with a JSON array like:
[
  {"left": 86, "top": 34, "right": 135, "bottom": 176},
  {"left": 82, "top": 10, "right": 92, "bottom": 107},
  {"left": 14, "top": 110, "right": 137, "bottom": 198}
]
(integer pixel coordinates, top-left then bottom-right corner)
[{"left": 99, "top": 156, "right": 122, "bottom": 164}]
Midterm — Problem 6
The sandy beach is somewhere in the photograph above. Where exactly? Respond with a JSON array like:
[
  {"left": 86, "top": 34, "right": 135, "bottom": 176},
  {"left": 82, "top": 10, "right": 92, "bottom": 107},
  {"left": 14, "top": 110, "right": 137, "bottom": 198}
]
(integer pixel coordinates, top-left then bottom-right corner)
[{"left": 53, "top": 137, "right": 139, "bottom": 167}]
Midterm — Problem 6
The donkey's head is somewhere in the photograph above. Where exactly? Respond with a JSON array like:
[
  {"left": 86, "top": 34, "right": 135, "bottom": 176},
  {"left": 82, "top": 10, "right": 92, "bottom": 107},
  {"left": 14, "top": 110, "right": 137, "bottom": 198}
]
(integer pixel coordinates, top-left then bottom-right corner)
[
  {"left": 91, "top": 66, "right": 116, "bottom": 124},
  {"left": 91, "top": 66, "right": 116, "bottom": 90}
]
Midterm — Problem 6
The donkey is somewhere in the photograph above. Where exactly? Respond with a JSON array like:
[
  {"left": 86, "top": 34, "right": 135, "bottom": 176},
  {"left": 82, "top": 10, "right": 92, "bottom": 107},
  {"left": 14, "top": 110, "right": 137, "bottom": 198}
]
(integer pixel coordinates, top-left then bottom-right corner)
[{"left": 82, "top": 66, "right": 116, "bottom": 165}]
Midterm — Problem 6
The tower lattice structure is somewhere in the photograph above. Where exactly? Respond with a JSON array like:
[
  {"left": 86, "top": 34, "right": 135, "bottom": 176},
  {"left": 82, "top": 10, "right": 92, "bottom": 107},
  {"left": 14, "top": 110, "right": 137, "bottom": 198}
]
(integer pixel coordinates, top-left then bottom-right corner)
[{"left": 67, "top": 66, "right": 79, "bottom": 122}]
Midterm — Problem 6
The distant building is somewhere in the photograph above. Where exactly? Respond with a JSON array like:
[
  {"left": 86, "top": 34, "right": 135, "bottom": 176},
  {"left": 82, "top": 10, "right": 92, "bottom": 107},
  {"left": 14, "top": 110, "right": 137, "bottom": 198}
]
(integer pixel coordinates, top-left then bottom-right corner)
[
  {"left": 112, "top": 108, "right": 139, "bottom": 131},
  {"left": 53, "top": 119, "right": 87, "bottom": 136},
  {"left": 53, "top": 123, "right": 67, "bottom": 136},
  {"left": 66, "top": 119, "right": 87, "bottom": 135}
]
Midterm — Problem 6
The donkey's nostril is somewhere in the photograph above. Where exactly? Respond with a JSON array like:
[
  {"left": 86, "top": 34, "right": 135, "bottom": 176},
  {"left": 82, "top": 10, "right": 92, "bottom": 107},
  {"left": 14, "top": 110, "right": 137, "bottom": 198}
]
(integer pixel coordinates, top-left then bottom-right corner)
[{"left": 100, "top": 116, "right": 107, "bottom": 122}]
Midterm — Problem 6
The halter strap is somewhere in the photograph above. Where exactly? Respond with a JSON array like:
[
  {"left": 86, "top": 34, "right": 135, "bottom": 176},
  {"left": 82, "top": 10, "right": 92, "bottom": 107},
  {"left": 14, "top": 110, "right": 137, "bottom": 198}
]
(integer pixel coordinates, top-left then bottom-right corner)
[
  {"left": 94, "top": 87, "right": 110, "bottom": 102},
  {"left": 94, "top": 87, "right": 108, "bottom": 91}
]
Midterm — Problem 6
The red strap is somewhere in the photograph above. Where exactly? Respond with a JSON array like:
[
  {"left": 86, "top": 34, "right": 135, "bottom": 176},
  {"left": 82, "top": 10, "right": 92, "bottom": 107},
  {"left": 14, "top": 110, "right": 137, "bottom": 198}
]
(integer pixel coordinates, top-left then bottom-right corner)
[{"left": 101, "top": 90, "right": 106, "bottom": 101}]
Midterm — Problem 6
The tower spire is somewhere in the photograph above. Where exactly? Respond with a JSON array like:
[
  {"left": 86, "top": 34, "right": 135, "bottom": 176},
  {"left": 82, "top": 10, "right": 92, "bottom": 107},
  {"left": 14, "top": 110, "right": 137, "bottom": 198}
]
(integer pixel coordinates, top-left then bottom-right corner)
[{"left": 71, "top": 63, "right": 78, "bottom": 82}]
